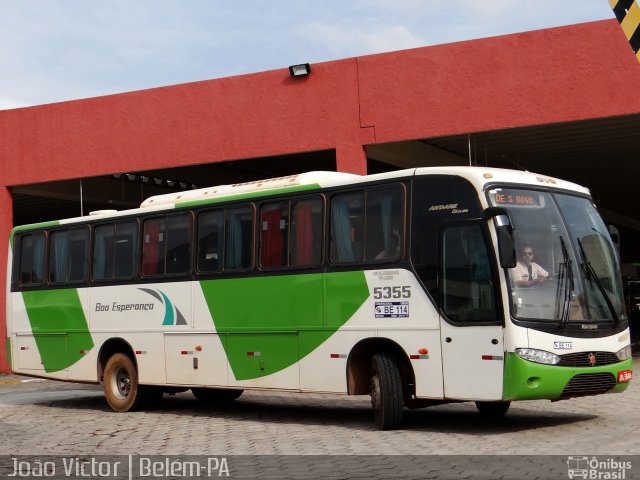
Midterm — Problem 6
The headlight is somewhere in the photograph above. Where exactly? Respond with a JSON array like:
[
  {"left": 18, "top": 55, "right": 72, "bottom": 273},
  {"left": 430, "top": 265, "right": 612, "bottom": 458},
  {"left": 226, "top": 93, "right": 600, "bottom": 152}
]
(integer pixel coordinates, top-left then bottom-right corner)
[
  {"left": 616, "top": 345, "right": 632, "bottom": 361},
  {"left": 515, "top": 348, "right": 560, "bottom": 365}
]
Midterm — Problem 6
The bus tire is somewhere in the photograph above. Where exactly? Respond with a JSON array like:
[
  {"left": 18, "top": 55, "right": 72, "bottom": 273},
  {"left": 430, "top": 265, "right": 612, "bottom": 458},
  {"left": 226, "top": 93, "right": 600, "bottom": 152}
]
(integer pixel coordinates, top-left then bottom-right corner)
[
  {"left": 475, "top": 400, "right": 511, "bottom": 417},
  {"left": 370, "top": 353, "right": 403, "bottom": 430},
  {"left": 103, "top": 353, "right": 153, "bottom": 412},
  {"left": 191, "top": 388, "right": 244, "bottom": 403}
]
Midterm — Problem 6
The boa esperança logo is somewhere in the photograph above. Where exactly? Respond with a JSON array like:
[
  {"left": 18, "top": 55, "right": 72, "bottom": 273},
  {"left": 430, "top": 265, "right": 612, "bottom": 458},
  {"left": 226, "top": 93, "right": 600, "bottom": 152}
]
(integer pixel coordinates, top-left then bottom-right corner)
[{"left": 94, "top": 289, "right": 187, "bottom": 326}]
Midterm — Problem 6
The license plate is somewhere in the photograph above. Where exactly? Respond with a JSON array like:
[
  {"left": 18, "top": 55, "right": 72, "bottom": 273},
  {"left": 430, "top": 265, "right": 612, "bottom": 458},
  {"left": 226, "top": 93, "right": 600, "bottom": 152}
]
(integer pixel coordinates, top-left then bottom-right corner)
[
  {"left": 375, "top": 302, "right": 409, "bottom": 318},
  {"left": 618, "top": 369, "right": 632, "bottom": 383}
]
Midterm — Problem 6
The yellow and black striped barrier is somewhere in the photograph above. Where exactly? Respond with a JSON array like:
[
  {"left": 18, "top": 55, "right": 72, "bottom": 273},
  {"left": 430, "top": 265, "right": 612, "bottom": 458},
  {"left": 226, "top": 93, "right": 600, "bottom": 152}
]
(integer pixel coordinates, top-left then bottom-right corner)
[{"left": 610, "top": 0, "right": 640, "bottom": 62}]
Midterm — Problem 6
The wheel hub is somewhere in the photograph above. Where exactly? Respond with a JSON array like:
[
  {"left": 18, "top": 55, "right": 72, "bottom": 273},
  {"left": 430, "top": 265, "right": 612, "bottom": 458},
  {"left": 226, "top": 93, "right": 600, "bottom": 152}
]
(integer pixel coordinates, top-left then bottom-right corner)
[{"left": 114, "top": 368, "right": 130, "bottom": 398}]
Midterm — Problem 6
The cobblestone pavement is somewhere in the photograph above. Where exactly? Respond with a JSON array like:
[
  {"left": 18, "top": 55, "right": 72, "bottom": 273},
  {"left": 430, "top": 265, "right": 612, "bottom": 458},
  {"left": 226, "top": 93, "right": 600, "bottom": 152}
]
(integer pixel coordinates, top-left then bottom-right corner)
[
  {"left": 0, "top": 358, "right": 637, "bottom": 457},
  {"left": 0, "top": 359, "right": 638, "bottom": 479}
]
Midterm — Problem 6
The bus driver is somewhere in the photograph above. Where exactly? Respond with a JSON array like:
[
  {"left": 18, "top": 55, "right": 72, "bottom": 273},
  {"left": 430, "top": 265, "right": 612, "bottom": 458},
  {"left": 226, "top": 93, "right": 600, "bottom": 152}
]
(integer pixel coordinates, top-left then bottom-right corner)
[{"left": 512, "top": 245, "right": 548, "bottom": 287}]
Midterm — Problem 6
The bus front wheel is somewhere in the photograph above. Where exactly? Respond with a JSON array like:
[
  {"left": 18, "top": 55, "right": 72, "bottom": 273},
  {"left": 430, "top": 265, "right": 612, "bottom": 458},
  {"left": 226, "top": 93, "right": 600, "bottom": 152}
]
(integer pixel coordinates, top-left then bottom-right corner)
[
  {"left": 370, "top": 353, "right": 403, "bottom": 430},
  {"left": 103, "top": 353, "right": 161, "bottom": 412}
]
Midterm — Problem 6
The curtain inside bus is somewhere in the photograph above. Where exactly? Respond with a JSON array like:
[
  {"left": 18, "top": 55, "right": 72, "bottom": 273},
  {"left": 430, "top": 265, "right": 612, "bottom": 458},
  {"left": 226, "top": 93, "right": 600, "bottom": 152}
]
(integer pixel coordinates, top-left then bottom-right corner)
[
  {"left": 50, "top": 231, "right": 68, "bottom": 283},
  {"left": 260, "top": 207, "right": 284, "bottom": 267},
  {"left": 332, "top": 198, "right": 355, "bottom": 262},
  {"left": 142, "top": 221, "right": 161, "bottom": 275},
  {"left": 293, "top": 202, "right": 313, "bottom": 266}
]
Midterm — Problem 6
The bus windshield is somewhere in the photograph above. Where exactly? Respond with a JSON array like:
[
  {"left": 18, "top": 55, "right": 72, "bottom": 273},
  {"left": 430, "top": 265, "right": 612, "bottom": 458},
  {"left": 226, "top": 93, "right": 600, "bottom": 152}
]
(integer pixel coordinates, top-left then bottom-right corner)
[{"left": 488, "top": 188, "right": 625, "bottom": 326}]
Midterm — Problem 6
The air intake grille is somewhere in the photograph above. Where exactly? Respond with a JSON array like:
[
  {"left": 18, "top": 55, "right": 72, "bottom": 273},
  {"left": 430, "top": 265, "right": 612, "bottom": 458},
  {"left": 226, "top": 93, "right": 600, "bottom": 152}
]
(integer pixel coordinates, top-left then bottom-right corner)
[
  {"left": 557, "top": 351, "right": 620, "bottom": 367},
  {"left": 560, "top": 373, "right": 616, "bottom": 399}
]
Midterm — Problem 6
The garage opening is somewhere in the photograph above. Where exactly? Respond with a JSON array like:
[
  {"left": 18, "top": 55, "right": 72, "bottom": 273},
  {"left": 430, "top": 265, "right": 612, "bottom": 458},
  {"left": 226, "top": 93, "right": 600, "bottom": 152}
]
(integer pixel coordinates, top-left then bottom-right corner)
[{"left": 11, "top": 150, "right": 336, "bottom": 226}]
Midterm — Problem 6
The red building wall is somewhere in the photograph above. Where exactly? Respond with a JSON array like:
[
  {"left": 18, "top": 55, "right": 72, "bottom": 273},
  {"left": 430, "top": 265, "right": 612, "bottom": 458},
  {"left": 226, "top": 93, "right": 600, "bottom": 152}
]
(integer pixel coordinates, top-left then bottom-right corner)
[{"left": 1, "top": 19, "right": 639, "bottom": 372}]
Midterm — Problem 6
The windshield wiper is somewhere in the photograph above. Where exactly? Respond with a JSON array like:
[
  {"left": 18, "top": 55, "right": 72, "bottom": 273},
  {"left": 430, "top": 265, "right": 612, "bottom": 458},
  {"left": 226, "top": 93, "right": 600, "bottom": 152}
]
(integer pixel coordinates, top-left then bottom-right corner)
[
  {"left": 557, "top": 236, "right": 574, "bottom": 327},
  {"left": 577, "top": 237, "right": 620, "bottom": 326}
]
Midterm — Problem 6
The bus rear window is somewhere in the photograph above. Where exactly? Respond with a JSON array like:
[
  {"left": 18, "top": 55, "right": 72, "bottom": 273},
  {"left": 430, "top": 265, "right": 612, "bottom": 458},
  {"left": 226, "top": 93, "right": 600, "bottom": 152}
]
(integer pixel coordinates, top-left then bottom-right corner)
[
  {"left": 49, "top": 228, "right": 89, "bottom": 284},
  {"left": 16, "top": 232, "right": 45, "bottom": 286}
]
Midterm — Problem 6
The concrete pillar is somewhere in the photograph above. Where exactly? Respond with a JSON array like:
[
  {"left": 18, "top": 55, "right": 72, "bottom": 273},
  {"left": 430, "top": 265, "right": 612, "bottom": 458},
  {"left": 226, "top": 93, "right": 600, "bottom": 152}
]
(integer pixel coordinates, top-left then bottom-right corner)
[{"left": 336, "top": 144, "right": 367, "bottom": 175}]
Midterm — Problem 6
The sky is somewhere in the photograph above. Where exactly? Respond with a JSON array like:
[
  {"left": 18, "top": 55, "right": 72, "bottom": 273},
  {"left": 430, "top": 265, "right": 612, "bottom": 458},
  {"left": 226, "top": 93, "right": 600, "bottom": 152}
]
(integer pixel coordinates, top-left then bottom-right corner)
[{"left": 0, "top": 0, "right": 616, "bottom": 110}]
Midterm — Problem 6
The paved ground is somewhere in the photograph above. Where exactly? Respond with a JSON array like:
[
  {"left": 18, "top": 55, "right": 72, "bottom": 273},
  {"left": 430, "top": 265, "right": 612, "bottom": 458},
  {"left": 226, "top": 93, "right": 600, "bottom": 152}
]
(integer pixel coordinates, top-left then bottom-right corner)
[{"left": 0, "top": 358, "right": 638, "bottom": 478}]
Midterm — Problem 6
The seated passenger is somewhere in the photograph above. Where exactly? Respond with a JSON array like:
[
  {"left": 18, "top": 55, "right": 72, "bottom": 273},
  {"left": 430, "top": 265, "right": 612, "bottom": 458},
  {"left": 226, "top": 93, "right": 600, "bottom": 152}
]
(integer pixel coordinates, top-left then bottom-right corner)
[{"left": 375, "top": 235, "right": 400, "bottom": 260}]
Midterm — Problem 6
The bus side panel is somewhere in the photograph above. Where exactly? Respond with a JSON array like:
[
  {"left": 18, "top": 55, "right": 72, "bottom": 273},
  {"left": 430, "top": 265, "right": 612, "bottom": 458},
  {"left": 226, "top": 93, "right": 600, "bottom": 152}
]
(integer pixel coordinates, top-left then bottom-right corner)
[
  {"left": 12, "top": 289, "right": 93, "bottom": 378},
  {"left": 164, "top": 333, "right": 229, "bottom": 386},
  {"left": 123, "top": 331, "right": 167, "bottom": 384},
  {"left": 160, "top": 283, "right": 231, "bottom": 387},
  {"left": 200, "top": 274, "right": 328, "bottom": 389},
  {"left": 14, "top": 333, "right": 46, "bottom": 371},
  {"left": 362, "top": 270, "right": 444, "bottom": 399},
  {"left": 10, "top": 290, "right": 48, "bottom": 374},
  {"left": 90, "top": 282, "right": 193, "bottom": 385},
  {"left": 298, "top": 270, "right": 370, "bottom": 392},
  {"left": 298, "top": 269, "right": 445, "bottom": 397},
  {"left": 299, "top": 329, "right": 375, "bottom": 393},
  {"left": 9, "top": 291, "right": 31, "bottom": 373},
  {"left": 226, "top": 332, "right": 300, "bottom": 389},
  {"left": 382, "top": 330, "right": 444, "bottom": 398}
]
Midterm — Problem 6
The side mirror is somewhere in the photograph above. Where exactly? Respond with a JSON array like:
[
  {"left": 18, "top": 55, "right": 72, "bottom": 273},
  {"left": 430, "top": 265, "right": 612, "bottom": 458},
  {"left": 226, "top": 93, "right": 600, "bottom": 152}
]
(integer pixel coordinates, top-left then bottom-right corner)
[{"left": 484, "top": 207, "right": 516, "bottom": 269}]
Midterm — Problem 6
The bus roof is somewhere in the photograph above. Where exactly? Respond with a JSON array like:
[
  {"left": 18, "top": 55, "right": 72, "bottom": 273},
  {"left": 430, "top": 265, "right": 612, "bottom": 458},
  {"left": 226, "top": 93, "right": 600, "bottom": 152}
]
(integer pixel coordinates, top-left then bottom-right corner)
[
  {"left": 139, "top": 171, "right": 361, "bottom": 209},
  {"left": 10, "top": 166, "right": 590, "bottom": 232},
  {"left": 140, "top": 166, "right": 589, "bottom": 210},
  {"left": 414, "top": 166, "right": 590, "bottom": 197}
]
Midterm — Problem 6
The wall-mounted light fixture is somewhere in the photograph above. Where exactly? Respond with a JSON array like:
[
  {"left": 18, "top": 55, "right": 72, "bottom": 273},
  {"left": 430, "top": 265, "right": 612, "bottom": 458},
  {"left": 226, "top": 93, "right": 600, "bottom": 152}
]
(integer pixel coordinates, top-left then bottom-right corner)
[
  {"left": 288, "top": 63, "right": 311, "bottom": 78},
  {"left": 112, "top": 173, "right": 198, "bottom": 190}
]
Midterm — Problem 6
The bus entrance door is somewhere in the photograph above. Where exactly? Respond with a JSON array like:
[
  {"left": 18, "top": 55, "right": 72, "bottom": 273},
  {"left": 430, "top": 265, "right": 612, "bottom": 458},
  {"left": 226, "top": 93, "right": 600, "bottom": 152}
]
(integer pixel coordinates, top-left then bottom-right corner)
[
  {"left": 439, "top": 321, "right": 504, "bottom": 400},
  {"left": 438, "top": 222, "right": 505, "bottom": 400}
]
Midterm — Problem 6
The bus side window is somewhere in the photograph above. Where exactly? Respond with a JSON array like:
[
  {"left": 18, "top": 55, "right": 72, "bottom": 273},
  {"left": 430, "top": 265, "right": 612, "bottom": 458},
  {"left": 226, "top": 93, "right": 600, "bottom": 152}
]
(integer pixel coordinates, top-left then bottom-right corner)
[
  {"left": 142, "top": 218, "right": 165, "bottom": 276},
  {"left": 93, "top": 224, "right": 115, "bottom": 280},
  {"left": 197, "top": 210, "right": 224, "bottom": 273},
  {"left": 68, "top": 228, "right": 89, "bottom": 282},
  {"left": 365, "top": 187, "right": 404, "bottom": 262},
  {"left": 49, "top": 230, "right": 69, "bottom": 284},
  {"left": 166, "top": 213, "right": 192, "bottom": 275},
  {"left": 290, "top": 197, "right": 322, "bottom": 267},
  {"left": 330, "top": 192, "right": 364, "bottom": 264},
  {"left": 49, "top": 227, "right": 89, "bottom": 284},
  {"left": 94, "top": 222, "right": 137, "bottom": 280},
  {"left": 17, "top": 232, "right": 45, "bottom": 286},
  {"left": 114, "top": 222, "right": 138, "bottom": 278},
  {"left": 225, "top": 206, "right": 253, "bottom": 271},
  {"left": 260, "top": 202, "right": 288, "bottom": 268}
]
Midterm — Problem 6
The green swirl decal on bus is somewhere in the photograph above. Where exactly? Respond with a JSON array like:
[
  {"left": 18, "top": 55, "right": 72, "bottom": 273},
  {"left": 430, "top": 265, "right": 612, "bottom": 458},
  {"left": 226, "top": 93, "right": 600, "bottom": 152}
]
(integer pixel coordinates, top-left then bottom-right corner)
[
  {"left": 21, "top": 289, "right": 94, "bottom": 373},
  {"left": 138, "top": 288, "right": 187, "bottom": 326},
  {"left": 199, "top": 271, "right": 369, "bottom": 381}
]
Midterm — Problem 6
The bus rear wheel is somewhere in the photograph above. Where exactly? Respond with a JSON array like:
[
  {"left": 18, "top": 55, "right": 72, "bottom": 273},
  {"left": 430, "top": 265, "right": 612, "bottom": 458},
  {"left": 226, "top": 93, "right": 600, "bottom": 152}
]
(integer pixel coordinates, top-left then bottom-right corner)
[
  {"left": 192, "top": 388, "right": 244, "bottom": 403},
  {"left": 370, "top": 353, "right": 403, "bottom": 430},
  {"left": 103, "top": 353, "right": 162, "bottom": 412}
]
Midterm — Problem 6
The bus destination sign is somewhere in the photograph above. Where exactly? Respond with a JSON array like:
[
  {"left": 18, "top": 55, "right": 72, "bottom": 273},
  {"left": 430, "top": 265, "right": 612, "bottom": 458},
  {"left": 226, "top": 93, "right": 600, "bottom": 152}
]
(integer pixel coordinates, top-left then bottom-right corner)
[{"left": 492, "top": 190, "right": 542, "bottom": 207}]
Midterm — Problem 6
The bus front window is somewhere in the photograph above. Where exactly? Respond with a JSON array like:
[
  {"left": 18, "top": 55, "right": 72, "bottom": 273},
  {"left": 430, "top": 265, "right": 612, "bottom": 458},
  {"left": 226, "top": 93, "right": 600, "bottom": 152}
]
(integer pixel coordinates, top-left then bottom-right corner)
[
  {"left": 488, "top": 188, "right": 625, "bottom": 327},
  {"left": 556, "top": 195, "right": 625, "bottom": 324}
]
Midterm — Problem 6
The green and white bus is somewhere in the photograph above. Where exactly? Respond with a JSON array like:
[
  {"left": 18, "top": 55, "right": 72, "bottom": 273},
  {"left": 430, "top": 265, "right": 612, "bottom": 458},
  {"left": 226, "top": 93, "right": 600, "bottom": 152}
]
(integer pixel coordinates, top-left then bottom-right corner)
[{"left": 6, "top": 167, "right": 633, "bottom": 429}]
